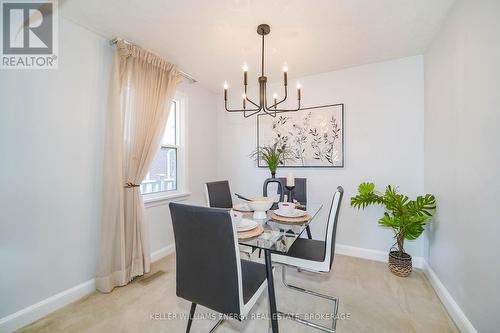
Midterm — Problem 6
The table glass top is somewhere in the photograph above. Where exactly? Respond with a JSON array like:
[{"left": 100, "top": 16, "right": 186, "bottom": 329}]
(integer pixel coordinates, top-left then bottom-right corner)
[{"left": 237, "top": 203, "right": 323, "bottom": 254}]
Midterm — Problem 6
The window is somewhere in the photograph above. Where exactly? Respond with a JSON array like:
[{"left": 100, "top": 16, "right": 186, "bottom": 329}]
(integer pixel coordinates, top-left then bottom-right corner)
[{"left": 141, "top": 98, "right": 184, "bottom": 196}]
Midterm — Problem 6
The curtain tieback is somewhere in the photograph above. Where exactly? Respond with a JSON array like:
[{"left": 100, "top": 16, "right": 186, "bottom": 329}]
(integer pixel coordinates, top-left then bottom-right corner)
[{"left": 124, "top": 182, "right": 140, "bottom": 188}]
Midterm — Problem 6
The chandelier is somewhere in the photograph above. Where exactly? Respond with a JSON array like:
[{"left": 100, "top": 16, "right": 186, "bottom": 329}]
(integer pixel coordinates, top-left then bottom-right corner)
[{"left": 224, "top": 24, "right": 335, "bottom": 118}]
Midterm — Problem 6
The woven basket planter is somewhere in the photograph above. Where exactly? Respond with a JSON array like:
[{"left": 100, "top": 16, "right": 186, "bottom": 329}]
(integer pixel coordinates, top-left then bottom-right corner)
[{"left": 388, "top": 251, "right": 412, "bottom": 277}]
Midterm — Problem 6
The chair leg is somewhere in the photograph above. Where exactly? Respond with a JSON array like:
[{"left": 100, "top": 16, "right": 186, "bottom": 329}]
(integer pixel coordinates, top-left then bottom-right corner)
[
  {"left": 306, "top": 225, "right": 312, "bottom": 239},
  {"left": 186, "top": 303, "right": 224, "bottom": 333},
  {"left": 186, "top": 303, "right": 197, "bottom": 333},
  {"left": 280, "top": 265, "right": 339, "bottom": 332},
  {"left": 208, "top": 318, "right": 224, "bottom": 333}
]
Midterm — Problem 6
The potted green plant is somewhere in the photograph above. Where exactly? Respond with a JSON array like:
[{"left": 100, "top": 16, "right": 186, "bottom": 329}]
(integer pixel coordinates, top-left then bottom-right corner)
[
  {"left": 250, "top": 143, "right": 292, "bottom": 178},
  {"left": 350, "top": 182, "right": 436, "bottom": 277}
]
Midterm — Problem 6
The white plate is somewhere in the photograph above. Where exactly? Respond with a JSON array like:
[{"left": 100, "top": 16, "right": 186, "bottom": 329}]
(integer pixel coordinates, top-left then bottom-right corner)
[
  {"left": 233, "top": 203, "right": 253, "bottom": 212},
  {"left": 273, "top": 209, "right": 308, "bottom": 218},
  {"left": 237, "top": 219, "right": 258, "bottom": 232},
  {"left": 230, "top": 210, "right": 243, "bottom": 224}
]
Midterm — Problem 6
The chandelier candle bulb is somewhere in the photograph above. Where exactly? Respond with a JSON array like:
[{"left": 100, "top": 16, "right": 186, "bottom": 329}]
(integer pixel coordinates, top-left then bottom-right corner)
[
  {"left": 243, "top": 64, "right": 248, "bottom": 85},
  {"left": 283, "top": 64, "right": 288, "bottom": 86}
]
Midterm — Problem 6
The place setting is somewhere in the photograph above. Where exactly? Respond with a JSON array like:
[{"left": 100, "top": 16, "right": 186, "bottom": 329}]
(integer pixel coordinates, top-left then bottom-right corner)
[
  {"left": 230, "top": 209, "right": 264, "bottom": 239},
  {"left": 270, "top": 201, "right": 312, "bottom": 224}
]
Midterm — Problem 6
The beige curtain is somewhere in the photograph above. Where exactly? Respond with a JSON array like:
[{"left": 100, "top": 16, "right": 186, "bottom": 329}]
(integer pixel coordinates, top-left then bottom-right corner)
[{"left": 96, "top": 40, "right": 182, "bottom": 293}]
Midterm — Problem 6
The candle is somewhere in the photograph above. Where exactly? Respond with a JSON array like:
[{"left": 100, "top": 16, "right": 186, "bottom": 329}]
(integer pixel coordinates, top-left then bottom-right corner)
[
  {"left": 243, "top": 64, "right": 248, "bottom": 85},
  {"left": 286, "top": 172, "right": 295, "bottom": 187},
  {"left": 283, "top": 64, "right": 288, "bottom": 86}
]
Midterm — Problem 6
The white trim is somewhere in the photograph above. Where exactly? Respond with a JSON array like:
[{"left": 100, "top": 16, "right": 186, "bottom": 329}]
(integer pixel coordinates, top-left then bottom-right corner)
[
  {"left": 143, "top": 191, "right": 191, "bottom": 208},
  {"left": 175, "top": 91, "right": 189, "bottom": 197},
  {"left": 150, "top": 244, "right": 176, "bottom": 263},
  {"left": 422, "top": 262, "right": 478, "bottom": 333},
  {"left": 0, "top": 279, "right": 95, "bottom": 333},
  {"left": 0, "top": 245, "right": 176, "bottom": 333},
  {"left": 335, "top": 244, "right": 425, "bottom": 269}
]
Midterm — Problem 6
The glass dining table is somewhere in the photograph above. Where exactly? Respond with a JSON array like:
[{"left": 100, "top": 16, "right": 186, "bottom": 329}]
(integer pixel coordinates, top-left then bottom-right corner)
[{"left": 238, "top": 203, "right": 323, "bottom": 333}]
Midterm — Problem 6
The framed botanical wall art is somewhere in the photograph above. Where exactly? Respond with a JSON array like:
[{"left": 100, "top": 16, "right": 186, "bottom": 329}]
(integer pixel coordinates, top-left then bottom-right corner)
[{"left": 257, "top": 104, "right": 344, "bottom": 168}]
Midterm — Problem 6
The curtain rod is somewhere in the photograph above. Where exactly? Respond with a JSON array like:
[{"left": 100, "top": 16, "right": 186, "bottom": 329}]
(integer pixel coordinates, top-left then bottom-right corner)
[{"left": 109, "top": 38, "right": 197, "bottom": 83}]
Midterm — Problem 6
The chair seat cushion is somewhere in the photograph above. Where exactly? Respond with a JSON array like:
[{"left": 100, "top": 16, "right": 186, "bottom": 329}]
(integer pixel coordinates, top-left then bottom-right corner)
[
  {"left": 241, "top": 259, "right": 267, "bottom": 304},
  {"left": 286, "top": 238, "right": 326, "bottom": 262}
]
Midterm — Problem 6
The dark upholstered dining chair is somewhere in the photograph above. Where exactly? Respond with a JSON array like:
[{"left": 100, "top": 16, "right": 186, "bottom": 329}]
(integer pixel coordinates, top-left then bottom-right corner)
[
  {"left": 271, "top": 186, "right": 344, "bottom": 333},
  {"left": 204, "top": 180, "right": 254, "bottom": 258},
  {"left": 169, "top": 203, "right": 267, "bottom": 332},
  {"left": 204, "top": 180, "right": 233, "bottom": 209},
  {"left": 278, "top": 177, "right": 312, "bottom": 239}
]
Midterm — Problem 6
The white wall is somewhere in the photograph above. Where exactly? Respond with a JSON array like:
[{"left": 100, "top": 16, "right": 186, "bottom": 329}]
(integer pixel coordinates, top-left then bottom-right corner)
[
  {"left": 0, "top": 17, "right": 218, "bottom": 329},
  {"left": 424, "top": 1, "right": 500, "bottom": 332},
  {"left": 216, "top": 56, "right": 425, "bottom": 257},
  {"left": 0, "top": 17, "right": 111, "bottom": 319}
]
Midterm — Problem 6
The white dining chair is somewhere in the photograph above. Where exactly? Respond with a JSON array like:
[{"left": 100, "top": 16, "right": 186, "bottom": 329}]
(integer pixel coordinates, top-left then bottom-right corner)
[{"left": 271, "top": 186, "right": 344, "bottom": 333}]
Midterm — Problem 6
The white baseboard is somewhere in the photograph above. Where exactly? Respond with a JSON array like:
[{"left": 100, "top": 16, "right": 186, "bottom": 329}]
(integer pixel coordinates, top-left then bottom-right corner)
[
  {"left": 335, "top": 243, "right": 424, "bottom": 269},
  {"left": 0, "top": 279, "right": 95, "bottom": 333},
  {"left": 151, "top": 244, "right": 175, "bottom": 263},
  {"left": 0, "top": 245, "right": 175, "bottom": 333},
  {"left": 422, "top": 262, "right": 477, "bottom": 333},
  {"left": 336, "top": 243, "right": 477, "bottom": 333}
]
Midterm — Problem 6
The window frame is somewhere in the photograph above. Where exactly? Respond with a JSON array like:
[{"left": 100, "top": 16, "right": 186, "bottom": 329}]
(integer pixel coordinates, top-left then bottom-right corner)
[{"left": 142, "top": 92, "right": 190, "bottom": 205}]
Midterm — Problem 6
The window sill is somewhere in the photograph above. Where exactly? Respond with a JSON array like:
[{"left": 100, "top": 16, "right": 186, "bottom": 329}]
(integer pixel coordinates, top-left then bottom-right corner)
[{"left": 143, "top": 191, "right": 191, "bottom": 208}]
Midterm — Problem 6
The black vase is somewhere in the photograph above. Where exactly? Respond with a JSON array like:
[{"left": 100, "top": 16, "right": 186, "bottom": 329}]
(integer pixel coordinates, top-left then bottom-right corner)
[{"left": 263, "top": 172, "right": 284, "bottom": 209}]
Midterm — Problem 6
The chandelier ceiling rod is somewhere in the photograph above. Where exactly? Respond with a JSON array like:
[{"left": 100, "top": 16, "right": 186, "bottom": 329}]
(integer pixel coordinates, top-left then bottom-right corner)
[{"left": 224, "top": 24, "right": 337, "bottom": 118}]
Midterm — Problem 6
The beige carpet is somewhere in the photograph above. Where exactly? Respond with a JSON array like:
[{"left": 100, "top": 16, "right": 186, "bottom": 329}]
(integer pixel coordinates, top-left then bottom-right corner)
[{"left": 18, "top": 254, "right": 458, "bottom": 333}]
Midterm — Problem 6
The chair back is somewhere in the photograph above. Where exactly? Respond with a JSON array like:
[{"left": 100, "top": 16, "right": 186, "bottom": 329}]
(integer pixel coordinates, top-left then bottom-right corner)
[
  {"left": 278, "top": 177, "right": 307, "bottom": 204},
  {"left": 324, "top": 186, "right": 344, "bottom": 270},
  {"left": 205, "top": 180, "right": 233, "bottom": 208},
  {"left": 169, "top": 203, "right": 242, "bottom": 316}
]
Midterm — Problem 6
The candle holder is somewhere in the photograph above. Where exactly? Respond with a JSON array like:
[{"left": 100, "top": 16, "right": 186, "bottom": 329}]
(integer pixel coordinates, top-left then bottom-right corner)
[{"left": 285, "top": 185, "right": 295, "bottom": 203}]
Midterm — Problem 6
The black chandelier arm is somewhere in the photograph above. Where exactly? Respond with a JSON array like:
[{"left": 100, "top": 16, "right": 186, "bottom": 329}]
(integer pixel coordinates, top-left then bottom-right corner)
[
  {"left": 224, "top": 100, "right": 260, "bottom": 113},
  {"left": 245, "top": 95, "right": 260, "bottom": 109},
  {"left": 261, "top": 108, "right": 278, "bottom": 117},
  {"left": 272, "top": 100, "right": 302, "bottom": 113},
  {"left": 267, "top": 84, "right": 289, "bottom": 110},
  {"left": 225, "top": 107, "right": 260, "bottom": 113},
  {"left": 244, "top": 109, "right": 261, "bottom": 118},
  {"left": 242, "top": 84, "right": 260, "bottom": 109}
]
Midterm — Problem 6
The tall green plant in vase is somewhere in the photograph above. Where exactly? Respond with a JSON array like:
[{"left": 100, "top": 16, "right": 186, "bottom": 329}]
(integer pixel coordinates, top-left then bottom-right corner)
[
  {"left": 251, "top": 143, "right": 292, "bottom": 178},
  {"left": 351, "top": 182, "right": 436, "bottom": 277}
]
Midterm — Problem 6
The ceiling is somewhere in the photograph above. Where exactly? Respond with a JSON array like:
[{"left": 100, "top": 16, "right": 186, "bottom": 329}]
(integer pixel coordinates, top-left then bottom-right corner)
[{"left": 61, "top": 0, "right": 455, "bottom": 92}]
